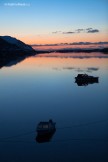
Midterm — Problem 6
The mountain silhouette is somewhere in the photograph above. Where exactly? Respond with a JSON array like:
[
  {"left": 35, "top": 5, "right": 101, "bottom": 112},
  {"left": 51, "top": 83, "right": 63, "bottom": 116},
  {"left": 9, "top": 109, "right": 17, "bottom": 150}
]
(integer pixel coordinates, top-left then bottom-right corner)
[{"left": 0, "top": 36, "right": 36, "bottom": 68}]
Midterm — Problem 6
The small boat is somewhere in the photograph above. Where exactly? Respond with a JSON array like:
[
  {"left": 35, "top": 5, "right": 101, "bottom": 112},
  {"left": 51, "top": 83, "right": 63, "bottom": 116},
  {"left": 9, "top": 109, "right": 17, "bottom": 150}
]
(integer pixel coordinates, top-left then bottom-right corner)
[
  {"left": 75, "top": 74, "right": 99, "bottom": 82},
  {"left": 36, "top": 119, "right": 56, "bottom": 143},
  {"left": 36, "top": 119, "right": 56, "bottom": 135}
]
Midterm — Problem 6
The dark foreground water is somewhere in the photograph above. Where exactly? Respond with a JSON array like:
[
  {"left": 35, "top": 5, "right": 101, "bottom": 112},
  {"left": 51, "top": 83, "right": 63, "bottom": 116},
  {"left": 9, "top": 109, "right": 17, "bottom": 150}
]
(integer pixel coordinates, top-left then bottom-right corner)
[{"left": 0, "top": 53, "right": 108, "bottom": 162}]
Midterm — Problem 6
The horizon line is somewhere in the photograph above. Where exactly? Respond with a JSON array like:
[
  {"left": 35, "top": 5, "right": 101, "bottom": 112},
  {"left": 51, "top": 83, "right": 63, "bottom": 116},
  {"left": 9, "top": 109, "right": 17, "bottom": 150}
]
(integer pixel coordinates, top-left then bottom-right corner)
[{"left": 30, "top": 41, "right": 108, "bottom": 46}]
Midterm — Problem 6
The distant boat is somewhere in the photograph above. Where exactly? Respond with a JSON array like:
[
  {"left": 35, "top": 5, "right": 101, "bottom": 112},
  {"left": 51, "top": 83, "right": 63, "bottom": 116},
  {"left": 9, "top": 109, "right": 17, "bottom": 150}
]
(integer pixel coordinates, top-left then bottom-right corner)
[
  {"left": 36, "top": 119, "right": 56, "bottom": 134},
  {"left": 75, "top": 74, "right": 99, "bottom": 86},
  {"left": 36, "top": 119, "right": 56, "bottom": 143}
]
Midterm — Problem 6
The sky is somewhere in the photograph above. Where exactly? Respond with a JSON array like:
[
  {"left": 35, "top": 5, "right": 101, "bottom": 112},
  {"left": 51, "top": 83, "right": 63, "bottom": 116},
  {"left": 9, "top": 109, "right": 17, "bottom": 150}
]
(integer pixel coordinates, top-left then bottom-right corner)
[{"left": 0, "top": 0, "right": 108, "bottom": 44}]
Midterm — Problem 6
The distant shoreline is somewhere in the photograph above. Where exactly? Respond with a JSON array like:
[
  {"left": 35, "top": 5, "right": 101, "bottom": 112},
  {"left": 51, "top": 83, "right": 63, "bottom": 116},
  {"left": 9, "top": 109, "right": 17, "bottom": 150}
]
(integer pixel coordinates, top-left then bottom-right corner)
[
  {"left": 34, "top": 48, "right": 108, "bottom": 54},
  {"left": 0, "top": 35, "right": 108, "bottom": 68}
]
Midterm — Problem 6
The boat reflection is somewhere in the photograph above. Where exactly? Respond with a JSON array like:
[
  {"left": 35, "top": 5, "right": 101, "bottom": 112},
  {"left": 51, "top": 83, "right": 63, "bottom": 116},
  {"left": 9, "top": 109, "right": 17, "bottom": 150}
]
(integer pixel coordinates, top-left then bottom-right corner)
[
  {"left": 36, "top": 119, "right": 56, "bottom": 143},
  {"left": 75, "top": 80, "right": 99, "bottom": 86},
  {"left": 75, "top": 74, "right": 99, "bottom": 86}
]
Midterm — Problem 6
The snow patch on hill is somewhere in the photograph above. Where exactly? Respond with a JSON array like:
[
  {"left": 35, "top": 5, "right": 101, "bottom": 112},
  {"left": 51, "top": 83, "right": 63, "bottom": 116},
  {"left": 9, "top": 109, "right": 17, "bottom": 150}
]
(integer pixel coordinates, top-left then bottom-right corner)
[{"left": 1, "top": 36, "right": 33, "bottom": 51}]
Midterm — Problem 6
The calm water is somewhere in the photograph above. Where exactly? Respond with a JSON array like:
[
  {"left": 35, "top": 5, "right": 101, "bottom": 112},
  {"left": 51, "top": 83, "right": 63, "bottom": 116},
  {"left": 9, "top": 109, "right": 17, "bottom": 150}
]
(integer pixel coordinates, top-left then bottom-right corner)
[{"left": 0, "top": 53, "right": 108, "bottom": 162}]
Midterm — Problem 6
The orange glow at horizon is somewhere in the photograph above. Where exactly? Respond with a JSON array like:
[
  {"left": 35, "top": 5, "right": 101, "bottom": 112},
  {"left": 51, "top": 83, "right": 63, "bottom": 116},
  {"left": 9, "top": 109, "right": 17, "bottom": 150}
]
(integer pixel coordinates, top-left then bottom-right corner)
[{"left": 18, "top": 32, "right": 108, "bottom": 45}]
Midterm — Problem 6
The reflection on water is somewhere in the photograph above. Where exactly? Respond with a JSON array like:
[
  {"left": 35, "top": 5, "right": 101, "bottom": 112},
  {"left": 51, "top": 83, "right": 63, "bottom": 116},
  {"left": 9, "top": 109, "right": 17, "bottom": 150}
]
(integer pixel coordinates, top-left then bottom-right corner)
[
  {"left": 0, "top": 56, "right": 27, "bottom": 69},
  {"left": 34, "top": 52, "right": 108, "bottom": 58},
  {"left": 36, "top": 130, "right": 56, "bottom": 143},
  {"left": 36, "top": 129, "right": 56, "bottom": 143},
  {"left": 75, "top": 80, "right": 99, "bottom": 86},
  {"left": 75, "top": 73, "right": 99, "bottom": 86},
  {"left": 0, "top": 53, "right": 108, "bottom": 162},
  {"left": 0, "top": 52, "right": 108, "bottom": 69}
]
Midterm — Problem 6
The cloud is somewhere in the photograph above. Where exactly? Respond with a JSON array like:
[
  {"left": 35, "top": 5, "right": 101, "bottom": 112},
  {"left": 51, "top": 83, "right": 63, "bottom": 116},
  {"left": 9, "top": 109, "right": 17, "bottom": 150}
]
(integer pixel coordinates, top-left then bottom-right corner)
[
  {"left": 52, "top": 31, "right": 61, "bottom": 34},
  {"left": 52, "top": 31, "right": 75, "bottom": 34},
  {"left": 62, "top": 67, "right": 99, "bottom": 72},
  {"left": 87, "top": 29, "right": 99, "bottom": 33},
  {"left": 76, "top": 29, "right": 84, "bottom": 33},
  {"left": 70, "top": 42, "right": 108, "bottom": 45},
  {"left": 52, "top": 27, "right": 99, "bottom": 35},
  {"left": 62, "top": 31, "right": 75, "bottom": 34},
  {"left": 32, "top": 41, "right": 108, "bottom": 46},
  {"left": 86, "top": 28, "right": 99, "bottom": 33},
  {"left": 86, "top": 28, "right": 93, "bottom": 30}
]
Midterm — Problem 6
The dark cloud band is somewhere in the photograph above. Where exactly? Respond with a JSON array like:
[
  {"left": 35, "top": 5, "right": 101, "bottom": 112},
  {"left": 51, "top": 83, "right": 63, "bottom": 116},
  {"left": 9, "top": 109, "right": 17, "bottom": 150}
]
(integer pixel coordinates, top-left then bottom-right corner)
[{"left": 52, "top": 28, "right": 99, "bottom": 34}]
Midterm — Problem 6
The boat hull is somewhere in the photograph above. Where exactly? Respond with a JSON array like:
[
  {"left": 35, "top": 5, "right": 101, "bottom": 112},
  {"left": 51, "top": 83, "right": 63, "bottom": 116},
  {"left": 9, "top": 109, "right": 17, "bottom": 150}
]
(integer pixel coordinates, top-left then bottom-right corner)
[{"left": 75, "top": 77, "right": 99, "bottom": 82}]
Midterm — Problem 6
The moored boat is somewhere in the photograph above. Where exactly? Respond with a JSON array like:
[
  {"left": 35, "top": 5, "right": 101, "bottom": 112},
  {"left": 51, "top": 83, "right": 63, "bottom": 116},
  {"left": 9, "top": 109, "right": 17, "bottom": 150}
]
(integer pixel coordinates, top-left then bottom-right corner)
[
  {"left": 36, "top": 119, "right": 56, "bottom": 135},
  {"left": 75, "top": 74, "right": 99, "bottom": 82},
  {"left": 36, "top": 119, "right": 56, "bottom": 143}
]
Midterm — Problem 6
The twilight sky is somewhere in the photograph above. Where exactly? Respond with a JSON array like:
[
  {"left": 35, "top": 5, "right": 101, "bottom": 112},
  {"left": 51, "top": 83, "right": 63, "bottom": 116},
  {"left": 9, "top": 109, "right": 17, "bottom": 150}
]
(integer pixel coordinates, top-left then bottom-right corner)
[{"left": 0, "top": 0, "right": 108, "bottom": 44}]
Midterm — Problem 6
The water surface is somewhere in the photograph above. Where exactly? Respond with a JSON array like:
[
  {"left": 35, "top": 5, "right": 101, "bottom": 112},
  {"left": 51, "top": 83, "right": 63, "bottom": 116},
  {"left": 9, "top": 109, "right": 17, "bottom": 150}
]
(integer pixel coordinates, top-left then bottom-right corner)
[{"left": 0, "top": 53, "right": 108, "bottom": 162}]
